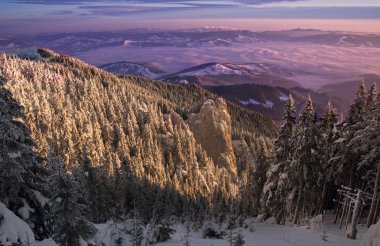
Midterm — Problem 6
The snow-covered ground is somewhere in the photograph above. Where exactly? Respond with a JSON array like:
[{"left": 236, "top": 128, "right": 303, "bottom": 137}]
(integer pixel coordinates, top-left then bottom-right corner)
[
  {"left": 158, "top": 222, "right": 364, "bottom": 246},
  {"left": 89, "top": 213, "right": 367, "bottom": 246},
  {"left": 0, "top": 201, "right": 372, "bottom": 246}
]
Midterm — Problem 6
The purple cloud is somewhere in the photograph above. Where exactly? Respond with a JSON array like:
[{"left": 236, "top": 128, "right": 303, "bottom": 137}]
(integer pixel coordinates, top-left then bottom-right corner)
[
  {"left": 9, "top": 0, "right": 306, "bottom": 5},
  {"left": 78, "top": 5, "right": 153, "bottom": 16}
]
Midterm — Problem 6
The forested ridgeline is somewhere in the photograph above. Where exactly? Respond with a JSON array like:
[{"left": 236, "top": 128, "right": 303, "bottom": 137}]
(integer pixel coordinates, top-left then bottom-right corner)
[
  {"left": 0, "top": 49, "right": 378, "bottom": 245},
  {"left": 0, "top": 50, "right": 273, "bottom": 244}
]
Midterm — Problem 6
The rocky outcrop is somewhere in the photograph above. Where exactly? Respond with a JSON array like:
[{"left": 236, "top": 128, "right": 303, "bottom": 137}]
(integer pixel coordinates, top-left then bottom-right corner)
[
  {"left": 188, "top": 98, "right": 237, "bottom": 175},
  {"left": 163, "top": 111, "right": 187, "bottom": 130}
]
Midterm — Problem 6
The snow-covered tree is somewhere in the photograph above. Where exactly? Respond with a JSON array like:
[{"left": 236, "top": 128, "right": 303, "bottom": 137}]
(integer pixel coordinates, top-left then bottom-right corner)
[
  {"left": 261, "top": 94, "right": 296, "bottom": 223},
  {"left": 0, "top": 74, "right": 48, "bottom": 239},
  {"left": 292, "top": 96, "right": 322, "bottom": 225},
  {"left": 48, "top": 152, "right": 96, "bottom": 245},
  {"left": 319, "top": 101, "right": 339, "bottom": 212},
  {"left": 131, "top": 201, "right": 144, "bottom": 246}
]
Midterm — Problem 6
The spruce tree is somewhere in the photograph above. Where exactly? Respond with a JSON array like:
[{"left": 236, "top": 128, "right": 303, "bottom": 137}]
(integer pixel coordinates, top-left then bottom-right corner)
[
  {"left": 0, "top": 75, "right": 48, "bottom": 238},
  {"left": 349, "top": 81, "right": 366, "bottom": 124},
  {"left": 319, "top": 101, "right": 339, "bottom": 213},
  {"left": 357, "top": 84, "right": 380, "bottom": 227},
  {"left": 292, "top": 96, "right": 321, "bottom": 225},
  {"left": 261, "top": 94, "right": 296, "bottom": 223},
  {"left": 48, "top": 152, "right": 96, "bottom": 245},
  {"left": 345, "top": 83, "right": 369, "bottom": 188},
  {"left": 131, "top": 201, "right": 144, "bottom": 246}
]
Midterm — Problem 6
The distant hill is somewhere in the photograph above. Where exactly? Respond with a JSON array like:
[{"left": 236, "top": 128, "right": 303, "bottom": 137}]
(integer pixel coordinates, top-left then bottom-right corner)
[
  {"left": 207, "top": 84, "right": 349, "bottom": 122},
  {"left": 320, "top": 74, "right": 380, "bottom": 103},
  {"left": 99, "top": 61, "right": 165, "bottom": 79},
  {"left": 161, "top": 62, "right": 302, "bottom": 88}
]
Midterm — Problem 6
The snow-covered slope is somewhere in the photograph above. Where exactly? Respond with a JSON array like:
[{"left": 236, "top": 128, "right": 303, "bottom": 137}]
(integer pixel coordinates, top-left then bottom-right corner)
[
  {"left": 361, "top": 220, "right": 380, "bottom": 246},
  {"left": 0, "top": 201, "right": 58, "bottom": 246},
  {"left": 162, "top": 62, "right": 302, "bottom": 88},
  {"left": 0, "top": 201, "right": 35, "bottom": 245},
  {"left": 85, "top": 217, "right": 364, "bottom": 246},
  {"left": 99, "top": 61, "right": 165, "bottom": 79},
  {"left": 166, "top": 62, "right": 307, "bottom": 79},
  {"left": 156, "top": 223, "right": 362, "bottom": 246},
  {"left": 178, "top": 63, "right": 249, "bottom": 76}
]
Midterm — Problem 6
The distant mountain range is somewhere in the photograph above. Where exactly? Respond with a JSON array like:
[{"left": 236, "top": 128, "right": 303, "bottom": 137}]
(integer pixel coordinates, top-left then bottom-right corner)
[
  {"left": 3, "top": 28, "right": 379, "bottom": 121},
  {"left": 99, "top": 60, "right": 353, "bottom": 121},
  {"left": 2, "top": 28, "right": 380, "bottom": 53}
]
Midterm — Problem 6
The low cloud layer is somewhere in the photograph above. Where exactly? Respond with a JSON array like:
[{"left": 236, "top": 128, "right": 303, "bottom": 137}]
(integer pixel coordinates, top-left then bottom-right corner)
[{"left": 75, "top": 41, "right": 380, "bottom": 90}]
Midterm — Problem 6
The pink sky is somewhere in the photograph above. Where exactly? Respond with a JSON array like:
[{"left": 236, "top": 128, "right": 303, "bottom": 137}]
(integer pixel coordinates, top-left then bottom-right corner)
[
  {"left": 136, "top": 19, "right": 380, "bottom": 33},
  {"left": 2, "top": 18, "right": 379, "bottom": 35}
]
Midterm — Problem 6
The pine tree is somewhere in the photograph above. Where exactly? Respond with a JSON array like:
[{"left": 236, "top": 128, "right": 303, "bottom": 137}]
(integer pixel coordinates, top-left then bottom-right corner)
[
  {"left": 79, "top": 148, "right": 116, "bottom": 223},
  {"left": 48, "top": 152, "right": 96, "bottom": 245},
  {"left": 292, "top": 96, "right": 322, "bottom": 225},
  {"left": 344, "top": 83, "right": 369, "bottom": 189},
  {"left": 226, "top": 215, "right": 245, "bottom": 246},
  {"left": 131, "top": 201, "right": 144, "bottom": 246},
  {"left": 349, "top": 81, "right": 366, "bottom": 124},
  {"left": 0, "top": 75, "right": 48, "bottom": 238},
  {"left": 319, "top": 101, "right": 339, "bottom": 213},
  {"left": 261, "top": 94, "right": 296, "bottom": 223},
  {"left": 234, "top": 230, "right": 245, "bottom": 246},
  {"left": 182, "top": 222, "right": 191, "bottom": 246},
  {"left": 366, "top": 83, "right": 378, "bottom": 113},
  {"left": 358, "top": 84, "right": 380, "bottom": 227}
]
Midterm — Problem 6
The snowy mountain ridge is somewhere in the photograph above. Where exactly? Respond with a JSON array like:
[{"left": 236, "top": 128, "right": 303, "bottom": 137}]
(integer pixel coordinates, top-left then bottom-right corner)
[{"left": 99, "top": 61, "right": 165, "bottom": 79}]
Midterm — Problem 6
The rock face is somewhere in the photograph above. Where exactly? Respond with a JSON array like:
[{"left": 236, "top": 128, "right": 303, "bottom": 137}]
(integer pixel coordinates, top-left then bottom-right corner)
[{"left": 188, "top": 98, "right": 237, "bottom": 175}]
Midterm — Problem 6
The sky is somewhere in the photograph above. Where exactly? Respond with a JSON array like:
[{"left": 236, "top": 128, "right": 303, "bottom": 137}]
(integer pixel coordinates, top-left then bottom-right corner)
[{"left": 1, "top": 0, "right": 380, "bottom": 35}]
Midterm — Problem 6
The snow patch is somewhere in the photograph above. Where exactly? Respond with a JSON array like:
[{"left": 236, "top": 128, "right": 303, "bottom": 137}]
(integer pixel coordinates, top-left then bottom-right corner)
[
  {"left": 361, "top": 220, "right": 380, "bottom": 246},
  {"left": 0, "top": 201, "right": 35, "bottom": 245},
  {"left": 239, "top": 98, "right": 274, "bottom": 109},
  {"left": 17, "top": 199, "right": 34, "bottom": 220},
  {"left": 123, "top": 40, "right": 134, "bottom": 46},
  {"left": 33, "top": 190, "right": 49, "bottom": 207},
  {"left": 264, "top": 100, "right": 274, "bottom": 109},
  {"left": 31, "top": 238, "right": 58, "bottom": 246},
  {"left": 279, "top": 92, "right": 289, "bottom": 101},
  {"left": 8, "top": 151, "right": 21, "bottom": 158},
  {"left": 238, "top": 98, "right": 261, "bottom": 106}
]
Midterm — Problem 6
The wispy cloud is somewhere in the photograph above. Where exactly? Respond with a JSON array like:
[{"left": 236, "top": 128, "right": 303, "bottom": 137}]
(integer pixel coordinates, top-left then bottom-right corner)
[
  {"left": 47, "top": 10, "right": 74, "bottom": 15},
  {"left": 78, "top": 5, "right": 153, "bottom": 16},
  {"left": 2, "top": 0, "right": 379, "bottom": 35},
  {"left": 5, "top": 0, "right": 308, "bottom": 7}
]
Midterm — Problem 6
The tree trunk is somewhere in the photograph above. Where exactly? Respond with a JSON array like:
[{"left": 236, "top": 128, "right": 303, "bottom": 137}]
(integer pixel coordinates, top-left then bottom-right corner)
[
  {"left": 293, "top": 178, "right": 304, "bottom": 225},
  {"left": 367, "top": 165, "right": 380, "bottom": 227},
  {"left": 374, "top": 192, "right": 380, "bottom": 224},
  {"left": 339, "top": 198, "right": 348, "bottom": 229},
  {"left": 347, "top": 190, "right": 362, "bottom": 239},
  {"left": 334, "top": 193, "right": 343, "bottom": 224},
  {"left": 320, "top": 171, "right": 331, "bottom": 214},
  {"left": 349, "top": 161, "right": 355, "bottom": 189},
  {"left": 359, "top": 205, "right": 364, "bottom": 225},
  {"left": 345, "top": 201, "right": 353, "bottom": 231}
]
